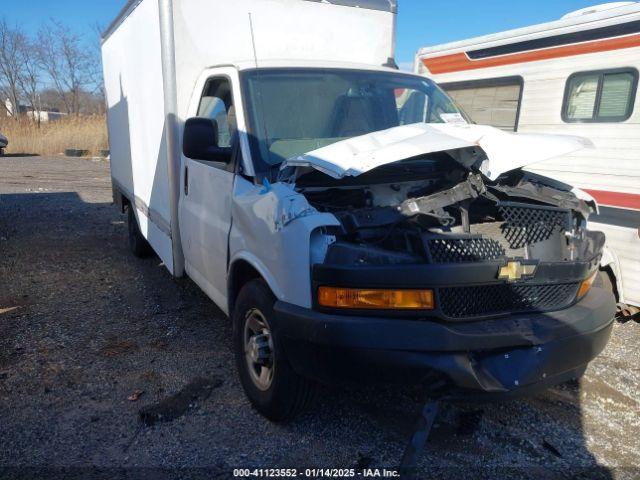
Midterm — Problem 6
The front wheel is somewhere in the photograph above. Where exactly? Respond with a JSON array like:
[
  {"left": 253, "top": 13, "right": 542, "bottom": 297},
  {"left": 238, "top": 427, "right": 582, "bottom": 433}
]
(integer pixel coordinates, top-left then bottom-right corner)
[{"left": 233, "top": 279, "right": 315, "bottom": 422}]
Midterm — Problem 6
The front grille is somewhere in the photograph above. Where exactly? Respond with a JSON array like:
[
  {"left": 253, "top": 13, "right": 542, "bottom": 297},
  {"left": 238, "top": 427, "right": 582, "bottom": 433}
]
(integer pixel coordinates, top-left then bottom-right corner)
[
  {"left": 498, "top": 203, "right": 571, "bottom": 249},
  {"left": 425, "top": 203, "right": 572, "bottom": 264},
  {"left": 469, "top": 222, "right": 526, "bottom": 258},
  {"left": 427, "top": 237, "right": 505, "bottom": 263},
  {"left": 439, "top": 283, "right": 580, "bottom": 319}
]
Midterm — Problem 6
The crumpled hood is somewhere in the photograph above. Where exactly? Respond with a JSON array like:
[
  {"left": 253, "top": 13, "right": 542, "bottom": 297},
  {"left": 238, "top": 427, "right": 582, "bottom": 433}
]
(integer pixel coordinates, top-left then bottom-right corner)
[{"left": 282, "top": 123, "right": 593, "bottom": 181}]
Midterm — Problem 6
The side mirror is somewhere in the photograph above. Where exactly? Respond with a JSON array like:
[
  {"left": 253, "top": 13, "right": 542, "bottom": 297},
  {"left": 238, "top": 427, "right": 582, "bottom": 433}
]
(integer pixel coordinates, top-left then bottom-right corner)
[{"left": 183, "top": 117, "right": 232, "bottom": 162}]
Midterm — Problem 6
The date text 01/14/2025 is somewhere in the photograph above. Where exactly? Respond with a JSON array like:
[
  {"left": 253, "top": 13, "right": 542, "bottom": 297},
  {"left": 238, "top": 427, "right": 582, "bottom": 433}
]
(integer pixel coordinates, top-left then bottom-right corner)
[{"left": 233, "top": 469, "right": 400, "bottom": 478}]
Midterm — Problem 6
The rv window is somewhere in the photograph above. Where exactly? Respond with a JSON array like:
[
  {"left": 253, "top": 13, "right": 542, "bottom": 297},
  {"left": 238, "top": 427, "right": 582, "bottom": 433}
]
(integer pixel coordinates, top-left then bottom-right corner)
[
  {"left": 600, "top": 73, "right": 636, "bottom": 118},
  {"left": 563, "top": 69, "right": 638, "bottom": 123},
  {"left": 441, "top": 77, "right": 523, "bottom": 132}
]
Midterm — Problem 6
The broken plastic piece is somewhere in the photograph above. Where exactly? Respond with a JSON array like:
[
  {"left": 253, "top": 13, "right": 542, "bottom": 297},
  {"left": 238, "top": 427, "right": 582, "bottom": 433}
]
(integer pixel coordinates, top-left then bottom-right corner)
[
  {"left": 399, "top": 400, "right": 440, "bottom": 479},
  {"left": 398, "top": 173, "right": 486, "bottom": 224},
  {"left": 127, "top": 390, "right": 144, "bottom": 402},
  {"left": 260, "top": 178, "right": 272, "bottom": 194}
]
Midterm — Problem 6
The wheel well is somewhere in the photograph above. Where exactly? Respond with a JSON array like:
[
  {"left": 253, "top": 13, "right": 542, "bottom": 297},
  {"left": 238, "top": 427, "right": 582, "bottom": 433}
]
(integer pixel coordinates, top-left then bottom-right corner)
[
  {"left": 228, "top": 260, "right": 264, "bottom": 315},
  {"left": 599, "top": 265, "right": 619, "bottom": 302},
  {"left": 113, "top": 185, "right": 130, "bottom": 214}
]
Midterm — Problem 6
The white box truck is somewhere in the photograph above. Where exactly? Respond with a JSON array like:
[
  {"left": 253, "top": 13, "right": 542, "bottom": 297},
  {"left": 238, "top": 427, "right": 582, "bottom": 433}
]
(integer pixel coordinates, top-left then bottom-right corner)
[{"left": 103, "top": 0, "right": 615, "bottom": 421}]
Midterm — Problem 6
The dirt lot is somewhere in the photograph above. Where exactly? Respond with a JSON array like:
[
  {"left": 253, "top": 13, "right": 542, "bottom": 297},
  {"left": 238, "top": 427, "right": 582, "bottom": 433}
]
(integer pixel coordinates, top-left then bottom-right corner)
[{"left": 1, "top": 155, "right": 639, "bottom": 479}]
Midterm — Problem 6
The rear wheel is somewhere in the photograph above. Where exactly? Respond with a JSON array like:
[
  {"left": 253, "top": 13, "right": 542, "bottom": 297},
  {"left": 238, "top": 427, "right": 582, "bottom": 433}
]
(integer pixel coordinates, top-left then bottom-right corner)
[
  {"left": 127, "top": 206, "right": 152, "bottom": 258},
  {"left": 233, "top": 279, "right": 315, "bottom": 422}
]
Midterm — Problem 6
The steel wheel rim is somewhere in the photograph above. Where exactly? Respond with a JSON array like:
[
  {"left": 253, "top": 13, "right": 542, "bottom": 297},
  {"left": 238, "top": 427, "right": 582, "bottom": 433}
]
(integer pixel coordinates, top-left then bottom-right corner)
[{"left": 243, "top": 308, "right": 274, "bottom": 391}]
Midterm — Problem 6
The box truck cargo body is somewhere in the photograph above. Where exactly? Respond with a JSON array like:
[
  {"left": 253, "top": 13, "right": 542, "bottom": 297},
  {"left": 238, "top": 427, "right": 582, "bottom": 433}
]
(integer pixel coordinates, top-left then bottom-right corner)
[
  {"left": 103, "top": 0, "right": 615, "bottom": 421},
  {"left": 416, "top": 2, "right": 640, "bottom": 311},
  {"left": 102, "top": 0, "right": 398, "bottom": 276}
]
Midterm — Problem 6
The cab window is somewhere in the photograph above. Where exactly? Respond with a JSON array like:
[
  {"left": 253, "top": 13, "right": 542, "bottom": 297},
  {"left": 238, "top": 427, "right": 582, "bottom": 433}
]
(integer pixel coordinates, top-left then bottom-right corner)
[{"left": 197, "top": 77, "right": 236, "bottom": 148}]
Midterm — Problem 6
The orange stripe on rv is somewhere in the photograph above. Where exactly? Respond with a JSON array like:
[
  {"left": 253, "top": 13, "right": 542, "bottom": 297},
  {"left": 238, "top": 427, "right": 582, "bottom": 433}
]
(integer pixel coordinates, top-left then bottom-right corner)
[
  {"left": 422, "top": 34, "right": 640, "bottom": 74},
  {"left": 584, "top": 190, "right": 640, "bottom": 211}
]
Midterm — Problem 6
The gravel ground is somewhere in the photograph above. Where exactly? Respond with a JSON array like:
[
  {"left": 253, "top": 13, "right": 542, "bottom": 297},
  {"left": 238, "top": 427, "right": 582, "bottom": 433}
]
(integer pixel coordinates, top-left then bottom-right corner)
[{"left": 0, "top": 155, "right": 639, "bottom": 479}]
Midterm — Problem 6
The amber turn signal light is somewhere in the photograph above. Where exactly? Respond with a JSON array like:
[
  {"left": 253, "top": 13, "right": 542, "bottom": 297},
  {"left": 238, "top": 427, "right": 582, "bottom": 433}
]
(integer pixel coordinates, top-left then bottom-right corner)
[
  {"left": 577, "top": 272, "right": 598, "bottom": 300},
  {"left": 318, "top": 287, "right": 435, "bottom": 310}
]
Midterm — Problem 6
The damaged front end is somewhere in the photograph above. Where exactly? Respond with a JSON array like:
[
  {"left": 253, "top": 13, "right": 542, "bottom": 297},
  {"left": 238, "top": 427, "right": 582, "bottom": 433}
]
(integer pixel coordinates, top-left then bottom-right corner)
[
  {"left": 300, "top": 158, "right": 604, "bottom": 320},
  {"left": 273, "top": 129, "right": 615, "bottom": 395}
]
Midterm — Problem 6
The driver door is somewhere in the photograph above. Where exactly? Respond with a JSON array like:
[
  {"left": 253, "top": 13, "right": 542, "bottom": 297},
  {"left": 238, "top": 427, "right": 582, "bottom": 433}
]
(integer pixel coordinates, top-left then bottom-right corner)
[{"left": 179, "top": 70, "right": 239, "bottom": 310}]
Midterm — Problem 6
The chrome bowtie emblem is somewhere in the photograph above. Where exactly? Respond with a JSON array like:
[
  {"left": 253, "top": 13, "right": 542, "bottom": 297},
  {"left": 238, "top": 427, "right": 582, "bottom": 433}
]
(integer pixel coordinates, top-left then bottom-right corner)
[{"left": 498, "top": 261, "right": 537, "bottom": 282}]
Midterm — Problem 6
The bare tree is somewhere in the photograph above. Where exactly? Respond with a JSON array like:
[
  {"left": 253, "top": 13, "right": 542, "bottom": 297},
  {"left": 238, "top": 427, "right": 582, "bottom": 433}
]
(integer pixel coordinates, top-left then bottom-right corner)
[
  {"left": 0, "top": 19, "right": 28, "bottom": 118},
  {"left": 17, "top": 39, "right": 42, "bottom": 124},
  {"left": 37, "top": 20, "right": 93, "bottom": 115},
  {"left": 0, "top": 18, "right": 106, "bottom": 119},
  {"left": 38, "top": 88, "right": 66, "bottom": 112},
  {"left": 89, "top": 22, "right": 106, "bottom": 115}
]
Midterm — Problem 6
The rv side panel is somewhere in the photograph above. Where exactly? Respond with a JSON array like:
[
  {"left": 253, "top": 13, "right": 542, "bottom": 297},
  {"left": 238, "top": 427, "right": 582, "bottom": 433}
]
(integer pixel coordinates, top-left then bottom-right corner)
[{"left": 426, "top": 45, "right": 640, "bottom": 193}]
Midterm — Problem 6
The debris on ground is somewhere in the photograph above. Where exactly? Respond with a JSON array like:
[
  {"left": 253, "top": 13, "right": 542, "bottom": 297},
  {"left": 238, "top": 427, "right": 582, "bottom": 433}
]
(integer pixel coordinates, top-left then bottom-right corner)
[
  {"left": 139, "top": 377, "right": 223, "bottom": 426},
  {"left": 127, "top": 390, "right": 144, "bottom": 402}
]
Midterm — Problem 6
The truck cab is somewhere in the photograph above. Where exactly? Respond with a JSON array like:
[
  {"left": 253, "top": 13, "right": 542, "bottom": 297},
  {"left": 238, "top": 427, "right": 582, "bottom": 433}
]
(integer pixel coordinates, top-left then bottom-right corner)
[
  {"left": 102, "top": 0, "right": 615, "bottom": 422},
  {"left": 176, "top": 63, "right": 614, "bottom": 420}
]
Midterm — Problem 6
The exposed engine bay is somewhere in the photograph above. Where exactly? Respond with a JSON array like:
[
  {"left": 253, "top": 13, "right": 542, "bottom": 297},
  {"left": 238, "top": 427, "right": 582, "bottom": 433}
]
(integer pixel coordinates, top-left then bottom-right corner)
[
  {"left": 293, "top": 152, "right": 605, "bottom": 319},
  {"left": 298, "top": 154, "right": 599, "bottom": 266}
]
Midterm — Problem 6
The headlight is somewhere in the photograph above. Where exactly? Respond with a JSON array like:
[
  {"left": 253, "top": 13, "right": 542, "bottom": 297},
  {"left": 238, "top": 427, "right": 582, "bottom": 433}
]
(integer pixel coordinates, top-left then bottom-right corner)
[{"left": 318, "top": 287, "right": 435, "bottom": 310}]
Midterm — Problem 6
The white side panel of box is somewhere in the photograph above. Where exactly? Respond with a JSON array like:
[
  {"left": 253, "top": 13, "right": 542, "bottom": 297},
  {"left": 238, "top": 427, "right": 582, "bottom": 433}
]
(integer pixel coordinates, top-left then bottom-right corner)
[
  {"left": 102, "top": 0, "right": 175, "bottom": 272},
  {"left": 172, "top": 0, "right": 395, "bottom": 119}
]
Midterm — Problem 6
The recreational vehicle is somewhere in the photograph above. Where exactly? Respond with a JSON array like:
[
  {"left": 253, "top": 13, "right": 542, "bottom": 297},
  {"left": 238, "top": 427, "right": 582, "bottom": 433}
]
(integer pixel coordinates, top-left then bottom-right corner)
[
  {"left": 416, "top": 2, "right": 640, "bottom": 315},
  {"left": 102, "top": 0, "right": 615, "bottom": 421}
]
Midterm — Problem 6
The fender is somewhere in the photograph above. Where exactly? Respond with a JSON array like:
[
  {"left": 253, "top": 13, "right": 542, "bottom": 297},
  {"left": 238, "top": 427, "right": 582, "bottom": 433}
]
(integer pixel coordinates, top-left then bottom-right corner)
[
  {"left": 600, "top": 244, "right": 624, "bottom": 303},
  {"left": 228, "top": 251, "right": 286, "bottom": 303}
]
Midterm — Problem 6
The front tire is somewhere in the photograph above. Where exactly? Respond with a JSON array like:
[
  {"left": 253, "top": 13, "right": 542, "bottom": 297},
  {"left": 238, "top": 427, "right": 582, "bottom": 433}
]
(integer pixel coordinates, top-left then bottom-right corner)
[
  {"left": 127, "top": 206, "right": 152, "bottom": 258},
  {"left": 233, "top": 279, "right": 315, "bottom": 422}
]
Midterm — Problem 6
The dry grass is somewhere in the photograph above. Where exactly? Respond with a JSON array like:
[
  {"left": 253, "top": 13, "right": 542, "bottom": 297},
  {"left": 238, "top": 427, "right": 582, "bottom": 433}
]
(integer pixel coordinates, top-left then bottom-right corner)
[{"left": 0, "top": 115, "right": 108, "bottom": 157}]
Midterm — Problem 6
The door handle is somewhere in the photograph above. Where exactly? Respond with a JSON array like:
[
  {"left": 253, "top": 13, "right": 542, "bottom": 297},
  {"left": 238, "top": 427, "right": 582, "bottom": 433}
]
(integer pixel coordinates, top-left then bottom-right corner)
[{"left": 184, "top": 166, "right": 189, "bottom": 195}]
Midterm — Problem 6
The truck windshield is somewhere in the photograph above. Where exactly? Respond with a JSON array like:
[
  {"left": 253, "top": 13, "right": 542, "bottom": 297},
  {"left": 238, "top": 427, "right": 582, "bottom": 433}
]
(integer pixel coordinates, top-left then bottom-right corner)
[{"left": 241, "top": 68, "right": 466, "bottom": 171}]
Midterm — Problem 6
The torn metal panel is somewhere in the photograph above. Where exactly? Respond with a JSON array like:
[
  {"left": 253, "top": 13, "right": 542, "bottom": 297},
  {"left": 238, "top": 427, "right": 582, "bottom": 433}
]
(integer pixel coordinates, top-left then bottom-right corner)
[
  {"left": 521, "top": 171, "right": 599, "bottom": 213},
  {"left": 283, "top": 123, "right": 477, "bottom": 179},
  {"left": 398, "top": 173, "right": 486, "bottom": 224},
  {"left": 229, "top": 177, "right": 340, "bottom": 309},
  {"left": 282, "top": 122, "right": 593, "bottom": 181},
  {"left": 490, "top": 179, "right": 591, "bottom": 217}
]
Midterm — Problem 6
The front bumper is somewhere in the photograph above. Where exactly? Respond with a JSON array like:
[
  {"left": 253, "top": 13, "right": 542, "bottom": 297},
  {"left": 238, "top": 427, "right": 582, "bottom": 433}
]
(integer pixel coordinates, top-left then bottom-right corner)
[{"left": 273, "top": 286, "right": 615, "bottom": 397}]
